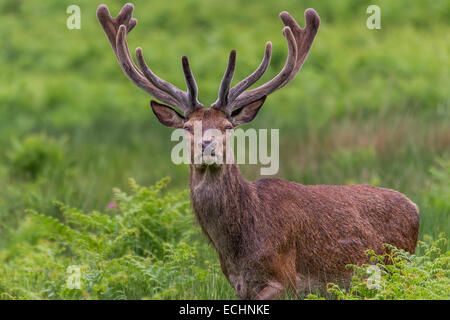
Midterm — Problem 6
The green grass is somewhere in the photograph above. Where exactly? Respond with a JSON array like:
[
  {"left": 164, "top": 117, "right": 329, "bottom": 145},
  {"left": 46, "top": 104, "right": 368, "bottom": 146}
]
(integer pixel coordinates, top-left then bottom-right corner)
[
  {"left": 0, "top": 171, "right": 448, "bottom": 299},
  {"left": 307, "top": 237, "right": 449, "bottom": 300},
  {"left": 0, "top": 0, "right": 448, "bottom": 299}
]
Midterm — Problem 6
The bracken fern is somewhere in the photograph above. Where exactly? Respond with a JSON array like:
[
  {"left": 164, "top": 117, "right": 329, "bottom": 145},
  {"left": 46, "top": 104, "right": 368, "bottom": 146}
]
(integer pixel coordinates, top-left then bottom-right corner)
[{"left": 0, "top": 178, "right": 223, "bottom": 299}]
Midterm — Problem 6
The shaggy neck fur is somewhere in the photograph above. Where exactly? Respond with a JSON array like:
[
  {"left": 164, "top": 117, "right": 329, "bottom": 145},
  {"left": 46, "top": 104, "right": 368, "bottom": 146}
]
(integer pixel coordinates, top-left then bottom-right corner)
[{"left": 189, "top": 164, "right": 258, "bottom": 259}]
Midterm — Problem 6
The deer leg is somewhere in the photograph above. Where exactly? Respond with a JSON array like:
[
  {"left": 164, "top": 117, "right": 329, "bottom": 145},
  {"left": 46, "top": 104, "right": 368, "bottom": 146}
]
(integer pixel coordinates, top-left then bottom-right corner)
[{"left": 253, "top": 281, "right": 283, "bottom": 300}]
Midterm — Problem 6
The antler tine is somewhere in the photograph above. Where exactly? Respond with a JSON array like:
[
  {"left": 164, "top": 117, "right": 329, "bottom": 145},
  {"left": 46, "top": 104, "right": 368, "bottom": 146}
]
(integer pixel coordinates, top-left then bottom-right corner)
[
  {"left": 97, "top": 4, "right": 142, "bottom": 87},
  {"left": 97, "top": 3, "right": 137, "bottom": 56},
  {"left": 230, "top": 26, "right": 297, "bottom": 110},
  {"left": 228, "top": 42, "right": 272, "bottom": 103},
  {"left": 136, "top": 47, "right": 187, "bottom": 107},
  {"left": 115, "top": 25, "right": 182, "bottom": 109},
  {"left": 278, "top": 9, "right": 320, "bottom": 88},
  {"left": 212, "top": 50, "right": 237, "bottom": 109},
  {"left": 212, "top": 9, "right": 320, "bottom": 114},
  {"left": 97, "top": 3, "right": 202, "bottom": 115},
  {"left": 182, "top": 56, "right": 203, "bottom": 111}
]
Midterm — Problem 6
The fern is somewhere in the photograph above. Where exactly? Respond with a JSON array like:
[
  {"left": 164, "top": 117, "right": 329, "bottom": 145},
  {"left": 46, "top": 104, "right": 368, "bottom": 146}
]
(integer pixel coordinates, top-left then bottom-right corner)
[{"left": 0, "top": 178, "right": 221, "bottom": 300}]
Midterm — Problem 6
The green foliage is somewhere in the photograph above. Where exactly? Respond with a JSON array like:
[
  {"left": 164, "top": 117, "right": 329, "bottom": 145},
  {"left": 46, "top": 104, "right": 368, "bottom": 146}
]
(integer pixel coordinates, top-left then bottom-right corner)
[
  {"left": 0, "top": 179, "right": 232, "bottom": 300},
  {"left": 427, "top": 160, "right": 450, "bottom": 213},
  {"left": 418, "top": 159, "right": 450, "bottom": 245},
  {"left": 308, "top": 237, "right": 449, "bottom": 300},
  {"left": 1, "top": 168, "right": 450, "bottom": 299},
  {"left": 6, "top": 133, "right": 65, "bottom": 179}
]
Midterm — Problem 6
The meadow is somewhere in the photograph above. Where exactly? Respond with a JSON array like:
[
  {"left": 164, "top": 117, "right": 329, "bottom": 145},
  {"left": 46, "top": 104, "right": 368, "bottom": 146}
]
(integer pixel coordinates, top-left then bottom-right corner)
[{"left": 0, "top": 0, "right": 448, "bottom": 299}]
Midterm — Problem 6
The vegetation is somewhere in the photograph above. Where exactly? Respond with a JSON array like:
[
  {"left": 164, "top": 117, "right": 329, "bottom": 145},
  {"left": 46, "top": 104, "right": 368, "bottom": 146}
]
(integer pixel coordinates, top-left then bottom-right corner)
[
  {"left": 0, "top": 167, "right": 448, "bottom": 299},
  {"left": 0, "top": 0, "right": 448, "bottom": 299},
  {"left": 308, "top": 237, "right": 449, "bottom": 300},
  {"left": 0, "top": 178, "right": 233, "bottom": 299}
]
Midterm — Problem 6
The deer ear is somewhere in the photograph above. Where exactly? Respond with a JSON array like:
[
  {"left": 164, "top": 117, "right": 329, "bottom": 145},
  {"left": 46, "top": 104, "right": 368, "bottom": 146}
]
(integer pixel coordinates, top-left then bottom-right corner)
[
  {"left": 230, "top": 96, "right": 266, "bottom": 126},
  {"left": 150, "top": 100, "right": 185, "bottom": 128}
]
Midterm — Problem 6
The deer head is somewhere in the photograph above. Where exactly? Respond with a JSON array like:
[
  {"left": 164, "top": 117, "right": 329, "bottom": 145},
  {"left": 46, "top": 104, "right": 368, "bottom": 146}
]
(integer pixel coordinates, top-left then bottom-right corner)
[{"left": 97, "top": 3, "right": 319, "bottom": 168}]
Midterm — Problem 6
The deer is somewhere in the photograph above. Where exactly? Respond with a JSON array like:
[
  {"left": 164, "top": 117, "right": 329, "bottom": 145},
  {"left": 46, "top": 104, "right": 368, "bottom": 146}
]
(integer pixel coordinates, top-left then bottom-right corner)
[{"left": 97, "top": 3, "right": 420, "bottom": 299}]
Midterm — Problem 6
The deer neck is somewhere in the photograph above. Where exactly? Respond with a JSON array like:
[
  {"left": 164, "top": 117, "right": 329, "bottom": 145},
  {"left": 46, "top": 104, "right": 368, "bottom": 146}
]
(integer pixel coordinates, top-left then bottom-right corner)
[
  {"left": 189, "top": 163, "right": 252, "bottom": 210},
  {"left": 189, "top": 163, "right": 257, "bottom": 256}
]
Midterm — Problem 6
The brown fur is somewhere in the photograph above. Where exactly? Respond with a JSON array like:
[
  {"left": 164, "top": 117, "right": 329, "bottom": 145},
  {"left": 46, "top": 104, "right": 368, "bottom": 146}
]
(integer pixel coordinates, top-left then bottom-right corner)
[{"left": 187, "top": 109, "right": 419, "bottom": 300}]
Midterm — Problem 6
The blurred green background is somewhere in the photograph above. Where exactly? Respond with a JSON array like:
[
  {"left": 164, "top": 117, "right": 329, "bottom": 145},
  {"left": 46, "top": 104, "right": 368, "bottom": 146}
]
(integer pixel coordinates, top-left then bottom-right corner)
[{"left": 0, "top": 0, "right": 448, "bottom": 299}]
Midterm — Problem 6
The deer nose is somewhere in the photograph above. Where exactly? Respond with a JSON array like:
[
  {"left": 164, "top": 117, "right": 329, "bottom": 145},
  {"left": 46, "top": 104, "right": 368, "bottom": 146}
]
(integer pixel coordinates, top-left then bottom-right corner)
[{"left": 200, "top": 140, "right": 216, "bottom": 153}]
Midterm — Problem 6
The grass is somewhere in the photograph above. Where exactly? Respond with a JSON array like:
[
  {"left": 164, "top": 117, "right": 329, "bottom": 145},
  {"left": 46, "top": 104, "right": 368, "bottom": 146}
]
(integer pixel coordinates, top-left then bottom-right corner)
[
  {"left": 0, "top": 0, "right": 448, "bottom": 299},
  {"left": 308, "top": 237, "right": 449, "bottom": 300},
  {"left": 0, "top": 173, "right": 448, "bottom": 299}
]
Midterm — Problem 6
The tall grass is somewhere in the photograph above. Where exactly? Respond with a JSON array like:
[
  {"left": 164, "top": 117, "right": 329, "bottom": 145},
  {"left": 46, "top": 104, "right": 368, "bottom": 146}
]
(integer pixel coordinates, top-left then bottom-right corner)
[{"left": 0, "top": 161, "right": 448, "bottom": 299}]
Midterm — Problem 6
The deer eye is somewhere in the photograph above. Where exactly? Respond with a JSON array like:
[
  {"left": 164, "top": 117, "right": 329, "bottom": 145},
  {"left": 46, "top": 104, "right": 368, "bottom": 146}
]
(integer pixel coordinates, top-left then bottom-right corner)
[{"left": 183, "top": 126, "right": 192, "bottom": 132}]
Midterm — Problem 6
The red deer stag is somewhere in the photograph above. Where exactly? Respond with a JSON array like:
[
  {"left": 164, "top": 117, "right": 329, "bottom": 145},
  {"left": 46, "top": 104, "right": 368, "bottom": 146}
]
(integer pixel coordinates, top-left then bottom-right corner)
[{"left": 97, "top": 3, "right": 419, "bottom": 299}]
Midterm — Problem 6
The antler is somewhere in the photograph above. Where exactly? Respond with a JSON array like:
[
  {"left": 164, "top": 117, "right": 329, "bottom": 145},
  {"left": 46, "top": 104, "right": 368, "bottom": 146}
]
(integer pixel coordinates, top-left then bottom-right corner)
[
  {"left": 97, "top": 3, "right": 203, "bottom": 116},
  {"left": 212, "top": 9, "right": 320, "bottom": 114}
]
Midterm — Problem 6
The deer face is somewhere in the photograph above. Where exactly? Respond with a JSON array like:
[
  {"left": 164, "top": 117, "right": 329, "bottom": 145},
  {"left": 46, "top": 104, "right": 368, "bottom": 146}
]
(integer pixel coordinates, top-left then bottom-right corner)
[{"left": 150, "top": 98, "right": 266, "bottom": 167}]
